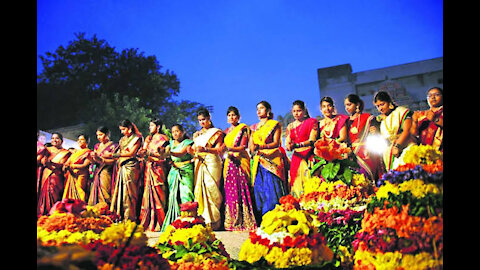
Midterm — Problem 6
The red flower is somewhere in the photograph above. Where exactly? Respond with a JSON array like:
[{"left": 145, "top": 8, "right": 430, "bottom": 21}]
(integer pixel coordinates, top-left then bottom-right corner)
[
  {"left": 279, "top": 195, "right": 300, "bottom": 210},
  {"left": 180, "top": 201, "right": 198, "bottom": 212},
  {"left": 314, "top": 137, "right": 351, "bottom": 161}
]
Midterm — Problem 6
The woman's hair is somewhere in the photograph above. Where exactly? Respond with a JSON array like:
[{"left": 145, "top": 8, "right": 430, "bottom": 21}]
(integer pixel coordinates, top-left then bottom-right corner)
[
  {"left": 320, "top": 96, "right": 335, "bottom": 107},
  {"left": 171, "top": 123, "right": 189, "bottom": 140},
  {"left": 226, "top": 106, "right": 240, "bottom": 117},
  {"left": 150, "top": 118, "right": 164, "bottom": 134},
  {"left": 374, "top": 91, "right": 397, "bottom": 109},
  {"left": 258, "top": 100, "right": 273, "bottom": 119},
  {"left": 119, "top": 119, "right": 142, "bottom": 136},
  {"left": 97, "top": 126, "right": 110, "bottom": 136},
  {"left": 345, "top": 94, "right": 365, "bottom": 113},
  {"left": 427, "top": 86, "right": 443, "bottom": 96},
  {"left": 197, "top": 108, "right": 211, "bottom": 118},
  {"left": 292, "top": 100, "right": 311, "bottom": 118}
]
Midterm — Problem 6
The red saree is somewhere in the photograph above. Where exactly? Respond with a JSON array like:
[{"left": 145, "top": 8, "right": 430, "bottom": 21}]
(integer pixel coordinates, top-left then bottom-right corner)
[
  {"left": 319, "top": 114, "right": 348, "bottom": 140},
  {"left": 287, "top": 118, "right": 318, "bottom": 196},
  {"left": 37, "top": 147, "right": 71, "bottom": 216},
  {"left": 139, "top": 133, "right": 169, "bottom": 231},
  {"left": 347, "top": 113, "right": 382, "bottom": 181},
  {"left": 417, "top": 107, "right": 443, "bottom": 151}
]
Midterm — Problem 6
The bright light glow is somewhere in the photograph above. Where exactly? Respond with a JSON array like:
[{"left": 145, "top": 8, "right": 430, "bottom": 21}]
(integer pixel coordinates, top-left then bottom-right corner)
[{"left": 365, "top": 134, "right": 388, "bottom": 155}]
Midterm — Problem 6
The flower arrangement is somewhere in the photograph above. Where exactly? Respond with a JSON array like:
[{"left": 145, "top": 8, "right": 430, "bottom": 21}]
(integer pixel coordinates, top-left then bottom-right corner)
[
  {"left": 311, "top": 137, "right": 358, "bottom": 185},
  {"left": 156, "top": 202, "right": 230, "bottom": 270},
  {"left": 238, "top": 197, "right": 333, "bottom": 269},
  {"left": 353, "top": 144, "right": 443, "bottom": 269}
]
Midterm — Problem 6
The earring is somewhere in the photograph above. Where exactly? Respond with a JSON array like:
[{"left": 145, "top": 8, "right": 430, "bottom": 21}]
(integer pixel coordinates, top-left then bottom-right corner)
[
  {"left": 355, "top": 106, "right": 360, "bottom": 113},
  {"left": 389, "top": 104, "right": 394, "bottom": 110}
]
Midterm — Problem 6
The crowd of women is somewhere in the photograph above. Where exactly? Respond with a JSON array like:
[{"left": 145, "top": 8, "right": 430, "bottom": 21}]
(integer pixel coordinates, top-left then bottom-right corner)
[{"left": 36, "top": 87, "right": 443, "bottom": 232}]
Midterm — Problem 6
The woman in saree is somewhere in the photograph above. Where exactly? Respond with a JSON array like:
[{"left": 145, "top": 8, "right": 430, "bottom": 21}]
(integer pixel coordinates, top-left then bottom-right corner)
[
  {"left": 249, "top": 101, "right": 288, "bottom": 221},
  {"left": 37, "top": 130, "right": 47, "bottom": 201},
  {"left": 344, "top": 94, "right": 382, "bottom": 182},
  {"left": 88, "top": 126, "right": 117, "bottom": 206},
  {"left": 411, "top": 87, "right": 443, "bottom": 152},
  {"left": 161, "top": 124, "right": 195, "bottom": 231},
  {"left": 319, "top": 97, "right": 348, "bottom": 142},
  {"left": 285, "top": 100, "right": 318, "bottom": 198},
  {"left": 37, "top": 132, "right": 72, "bottom": 216},
  {"left": 62, "top": 134, "right": 93, "bottom": 201},
  {"left": 223, "top": 106, "right": 257, "bottom": 231},
  {"left": 104, "top": 119, "right": 143, "bottom": 221},
  {"left": 138, "top": 119, "right": 170, "bottom": 231},
  {"left": 188, "top": 108, "right": 225, "bottom": 230},
  {"left": 373, "top": 91, "right": 416, "bottom": 171}
]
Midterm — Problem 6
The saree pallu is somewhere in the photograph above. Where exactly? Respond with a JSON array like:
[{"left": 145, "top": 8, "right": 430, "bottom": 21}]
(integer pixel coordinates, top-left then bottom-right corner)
[
  {"left": 63, "top": 148, "right": 92, "bottom": 201},
  {"left": 193, "top": 128, "right": 223, "bottom": 230},
  {"left": 139, "top": 133, "right": 169, "bottom": 231},
  {"left": 417, "top": 107, "right": 443, "bottom": 151},
  {"left": 251, "top": 120, "right": 287, "bottom": 218},
  {"left": 288, "top": 118, "right": 318, "bottom": 197},
  {"left": 161, "top": 139, "right": 195, "bottom": 232},
  {"left": 88, "top": 141, "right": 117, "bottom": 206},
  {"left": 380, "top": 106, "right": 415, "bottom": 171},
  {"left": 348, "top": 113, "right": 382, "bottom": 182},
  {"left": 110, "top": 134, "right": 142, "bottom": 221},
  {"left": 37, "top": 141, "right": 47, "bottom": 201},
  {"left": 319, "top": 114, "right": 348, "bottom": 140},
  {"left": 37, "top": 148, "right": 71, "bottom": 216},
  {"left": 223, "top": 124, "right": 257, "bottom": 231}
]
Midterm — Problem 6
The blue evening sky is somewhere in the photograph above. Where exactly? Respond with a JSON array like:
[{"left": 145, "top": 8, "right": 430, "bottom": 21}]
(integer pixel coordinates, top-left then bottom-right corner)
[{"left": 37, "top": 0, "right": 443, "bottom": 130}]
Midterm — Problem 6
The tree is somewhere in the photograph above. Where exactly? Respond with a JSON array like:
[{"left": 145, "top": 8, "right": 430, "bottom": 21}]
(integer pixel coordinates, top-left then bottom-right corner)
[{"left": 37, "top": 33, "right": 205, "bottom": 140}]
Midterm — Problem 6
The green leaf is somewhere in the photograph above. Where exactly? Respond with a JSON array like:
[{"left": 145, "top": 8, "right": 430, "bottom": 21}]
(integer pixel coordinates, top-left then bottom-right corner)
[
  {"left": 310, "top": 158, "right": 326, "bottom": 176},
  {"left": 321, "top": 163, "right": 334, "bottom": 180},
  {"left": 343, "top": 168, "right": 352, "bottom": 185}
]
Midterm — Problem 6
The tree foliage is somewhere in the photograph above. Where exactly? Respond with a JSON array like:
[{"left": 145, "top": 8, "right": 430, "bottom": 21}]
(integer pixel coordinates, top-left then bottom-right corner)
[{"left": 37, "top": 33, "right": 205, "bottom": 141}]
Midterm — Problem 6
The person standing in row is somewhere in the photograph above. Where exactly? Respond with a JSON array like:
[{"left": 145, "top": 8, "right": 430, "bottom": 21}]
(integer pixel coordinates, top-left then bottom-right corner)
[
  {"left": 161, "top": 124, "right": 195, "bottom": 231},
  {"left": 285, "top": 100, "right": 318, "bottom": 198},
  {"left": 88, "top": 126, "right": 117, "bottom": 206},
  {"left": 190, "top": 108, "right": 224, "bottom": 230},
  {"left": 138, "top": 119, "right": 169, "bottom": 231},
  {"left": 319, "top": 96, "right": 348, "bottom": 142},
  {"left": 373, "top": 91, "right": 415, "bottom": 171},
  {"left": 223, "top": 106, "right": 257, "bottom": 231},
  {"left": 411, "top": 87, "right": 443, "bottom": 152},
  {"left": 105, "top": 119, "right": 143, "bottom": 221},
  {"left": 344, "top": 94, "right": 383, "bottom": 182},
  {"left": 249, "top": 101, "right": 288, "bottom": 221},
  {"left": 62, "top": 134, "right": 92, "bottom": 201},
  {"left": 37, "top": 132, "right": 72, "bottom": 216}
]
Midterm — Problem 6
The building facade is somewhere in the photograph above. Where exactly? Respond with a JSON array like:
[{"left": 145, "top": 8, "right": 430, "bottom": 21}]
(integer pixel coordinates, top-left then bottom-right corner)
[{"left": 317, "top": 57, "right": 443, "bottom": 115}]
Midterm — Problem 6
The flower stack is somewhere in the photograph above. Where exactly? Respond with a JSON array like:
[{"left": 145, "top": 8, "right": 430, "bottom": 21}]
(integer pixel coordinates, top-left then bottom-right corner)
[
  {"left": 296, "top": 137, "right": 374, "bottom": 268},
  {"left": 237, "top": 195, "right": 334, "bottom": 269},
  {"left": 353, "top": 145, "right": 443, "bottom": 269},
  {"left": 37, "top": 199, "right": 169, "bottom": 269},
  {"left": 156, "top": 202, "right": 230, "bottom": 270}
]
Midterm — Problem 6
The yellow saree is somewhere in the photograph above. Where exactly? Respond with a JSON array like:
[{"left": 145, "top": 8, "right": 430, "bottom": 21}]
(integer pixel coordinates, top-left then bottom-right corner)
[
  {"left": 63, "top": 148, "right": 92, "bottom": 201},
  {"left": 193, "top": 128, "right": 223, "bottom": 230}
]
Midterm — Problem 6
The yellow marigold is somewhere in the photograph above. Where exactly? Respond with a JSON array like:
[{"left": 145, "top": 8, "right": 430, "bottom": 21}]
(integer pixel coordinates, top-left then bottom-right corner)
[
  {"left": 238, "top": 240, "right": 269, "bottom": 264},
  {"left": 100, "top": 220, "right": 147, "bottom": 246},
  {"left": 375, "top": 182, "right": 399, "bottom": 199},
  {"left": 399, "top": 179, "right": 440, "bottom": 198},
  {"left": 168, "top": 225, "right": 211, "bottom": 248},
  {"left": 400, "top": 252, "right": 443, "bottom": 269},
  {"left": 402, "top": 144, "right": 442, "bottom": 165}
]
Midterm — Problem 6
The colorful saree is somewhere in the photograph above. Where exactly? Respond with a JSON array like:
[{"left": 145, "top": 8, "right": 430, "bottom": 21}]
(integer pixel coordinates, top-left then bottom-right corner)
[
  {"left": 110, "top": 134, "right": 142, "bottom": 221},
  {"left": 37, "top": 147, "right": 71, "bottom": 216},
  {"left": 88, "top": 141, "right": 117, "bottom": 206},
  {"left": 347, "top": 113, "right": 382, "bottom": 181},
  {"left": 251, "top": 120, "right": 287, "bottom": 218},
  {"left": 223, "top": 124, "right": 257, "bottom": 231},
  {"left": 380, "top": 106, "right": 415, "bottom": 171},
  {"left": 417, "top": 107, "right": 443, "bottom": 151},
  {"left": 63, "top": 148, "right": 92, "bottom": 201},
  {"left": 287, "top": 118, "right": 318, "bottom": 197},
  {"left": 161, "top": 139, "right": 195, "bottom": 232},
  {"left": 319, "top": 114, "right": 348, "bottom": 140},
  {"left": 37, "top": 141, "right": 47, "bottom": 200},
  {"left": 139, "top": 133, "right": 169, "bottom": 231},
  {"left": 193, "top": 128, "right": 224, "bottom": 230}
]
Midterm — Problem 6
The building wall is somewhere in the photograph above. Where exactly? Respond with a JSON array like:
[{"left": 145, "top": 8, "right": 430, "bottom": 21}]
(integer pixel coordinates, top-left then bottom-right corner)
[{"left": 317, "top": 57, "right": 443, "bottom": 116}]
